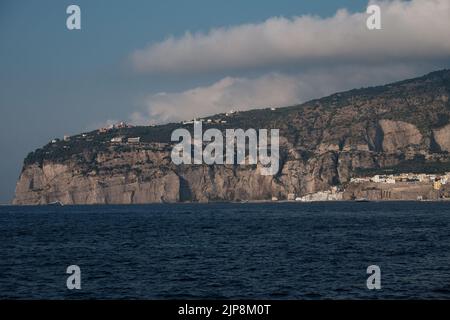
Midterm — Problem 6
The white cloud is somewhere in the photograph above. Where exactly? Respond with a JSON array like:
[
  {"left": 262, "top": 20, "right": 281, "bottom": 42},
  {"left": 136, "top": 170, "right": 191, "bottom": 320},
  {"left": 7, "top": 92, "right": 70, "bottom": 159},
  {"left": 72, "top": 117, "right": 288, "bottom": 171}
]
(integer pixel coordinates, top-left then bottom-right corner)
[
  {"left": 131, "top": 74, "right": 300, "bottom": 125},
  {"left": 130, "top": 64, "right": 430, "bottom": 125},
  {"left": 126, "top": 0, "right": 450, "bottom": 125},
  {"left": 130, "top": 0, "right": 450, "bottom": 75}
]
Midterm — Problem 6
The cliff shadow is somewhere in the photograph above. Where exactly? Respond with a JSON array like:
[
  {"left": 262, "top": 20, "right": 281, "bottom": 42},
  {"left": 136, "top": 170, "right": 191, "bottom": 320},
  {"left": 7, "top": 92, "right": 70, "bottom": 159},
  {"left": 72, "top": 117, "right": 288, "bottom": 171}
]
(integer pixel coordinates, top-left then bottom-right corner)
[{"left": 179, "top": 176, "right": 192, "bottom": 201}]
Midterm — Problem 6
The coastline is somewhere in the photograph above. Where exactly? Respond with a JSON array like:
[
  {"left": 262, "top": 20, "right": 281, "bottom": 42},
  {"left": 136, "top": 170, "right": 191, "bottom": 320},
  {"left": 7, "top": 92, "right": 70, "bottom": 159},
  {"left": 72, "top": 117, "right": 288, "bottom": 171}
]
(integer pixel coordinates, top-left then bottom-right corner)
[{"left": 3, "top": 198, "right": 450, "bottom": 207}]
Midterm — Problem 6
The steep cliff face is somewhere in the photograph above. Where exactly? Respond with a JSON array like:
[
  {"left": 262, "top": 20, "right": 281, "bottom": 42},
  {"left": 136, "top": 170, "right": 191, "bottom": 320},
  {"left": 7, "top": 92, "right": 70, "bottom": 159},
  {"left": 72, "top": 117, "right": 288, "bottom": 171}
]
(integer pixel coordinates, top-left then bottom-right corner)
[
  {"left": 433, "top": 124, "right": 450, "bottom": 152},
  {"left": 14, "top": 146, "right": 181, "bottom": 205},
  {"left": 13, "top": 70, "right": 450, "bottom": 204},
  {"left": 378, "top": 120, "right": 423, "bottom": 153}
]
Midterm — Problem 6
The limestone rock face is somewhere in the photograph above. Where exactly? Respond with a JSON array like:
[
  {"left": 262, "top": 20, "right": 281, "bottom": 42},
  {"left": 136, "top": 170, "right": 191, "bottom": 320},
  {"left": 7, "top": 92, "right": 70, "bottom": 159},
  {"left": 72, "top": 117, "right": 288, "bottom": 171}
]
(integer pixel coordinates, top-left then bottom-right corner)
[
  {"left": 13, "top": 69, "right": 450, "bottom": 204},
  {"left": 378, "top": 120, "right": 423, "bottom": 153},
  {"left": 433, "top": 124, "right": 450, "bottom": 152},
  {"left": 14, "top": 161, "right": 180, "bottom": 205},
  {"left": 11, "top": 145, "right": 410, "bottom": 204}
]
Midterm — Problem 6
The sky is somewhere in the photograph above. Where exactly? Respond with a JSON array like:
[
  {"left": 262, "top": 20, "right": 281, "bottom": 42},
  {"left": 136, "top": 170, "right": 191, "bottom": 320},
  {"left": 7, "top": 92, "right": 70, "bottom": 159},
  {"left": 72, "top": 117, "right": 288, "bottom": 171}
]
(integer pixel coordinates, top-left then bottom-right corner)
[{"left": 1, "top": 0, "right": 450, "bottom": 203}]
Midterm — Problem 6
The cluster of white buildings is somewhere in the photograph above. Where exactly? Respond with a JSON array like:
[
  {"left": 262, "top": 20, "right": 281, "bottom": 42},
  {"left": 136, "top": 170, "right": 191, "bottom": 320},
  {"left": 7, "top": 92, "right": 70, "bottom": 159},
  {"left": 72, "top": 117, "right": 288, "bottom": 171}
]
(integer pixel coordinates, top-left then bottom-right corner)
[
  {"left": 182, "top": 110, "right": 242, "bottom": 125},
  {"left": 110, "top": 136, "right": 141, "bottom": 144},
  {"left": 181, "top": 107, "right": 278, "bottom": 126},
  {"left": 294, "top": 187, "right": 343, "bottom": 202},
  {"left": 294, "top": 191, "right": 343, "bottom": 202},
  {"left": 350, "top": 173, "right": 450, "bottom": 185},
  {"left": 183, "top": 118, "right": 227, "bottom": 125},
  {"left": 225, "top": 109, "right": 237, "bottom": 117},
  {"left": 95, "top": 121, "right": 142, "bottom": 144},
  {"left": 270, "top": 187, "right": 342, "bottom": 202},
  {"left": 99, "top": 121, "right": 134, "bottom": 133}
]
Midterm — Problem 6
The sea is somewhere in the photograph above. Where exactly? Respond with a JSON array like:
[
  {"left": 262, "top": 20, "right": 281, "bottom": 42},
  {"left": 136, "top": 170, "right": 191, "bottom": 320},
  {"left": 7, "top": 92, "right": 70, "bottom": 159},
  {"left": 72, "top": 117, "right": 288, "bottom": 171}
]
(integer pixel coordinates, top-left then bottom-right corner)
[{"left": 1, "top": 201, "right": 450, "bottom": 299}]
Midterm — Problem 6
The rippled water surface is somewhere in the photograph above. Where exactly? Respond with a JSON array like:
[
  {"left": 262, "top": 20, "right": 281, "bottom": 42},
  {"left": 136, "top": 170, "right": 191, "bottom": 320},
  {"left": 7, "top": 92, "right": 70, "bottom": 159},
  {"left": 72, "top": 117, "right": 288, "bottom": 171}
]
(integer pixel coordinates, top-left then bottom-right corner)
[{"left": 1, "top": 202, "right": 450, "bottom": 299}]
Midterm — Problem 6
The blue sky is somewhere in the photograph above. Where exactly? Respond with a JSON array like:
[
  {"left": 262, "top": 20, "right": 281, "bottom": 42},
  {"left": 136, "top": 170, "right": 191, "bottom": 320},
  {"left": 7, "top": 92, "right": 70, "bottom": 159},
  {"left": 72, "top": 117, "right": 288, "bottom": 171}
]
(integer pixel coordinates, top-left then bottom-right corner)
[{"left": 1, "top": 0, "right": 450, "bottom": 203}]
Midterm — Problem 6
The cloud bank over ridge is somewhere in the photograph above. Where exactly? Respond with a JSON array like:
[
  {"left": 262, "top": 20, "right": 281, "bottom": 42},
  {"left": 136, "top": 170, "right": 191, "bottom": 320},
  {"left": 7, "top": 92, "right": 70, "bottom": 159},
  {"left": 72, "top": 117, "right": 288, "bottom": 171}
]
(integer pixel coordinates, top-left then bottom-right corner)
[
  {"left": 131, "top": 0, "right": 450, "bottom": 75},
  {"left": 130, "top": 64, "right": 431, "bottom": 125}
]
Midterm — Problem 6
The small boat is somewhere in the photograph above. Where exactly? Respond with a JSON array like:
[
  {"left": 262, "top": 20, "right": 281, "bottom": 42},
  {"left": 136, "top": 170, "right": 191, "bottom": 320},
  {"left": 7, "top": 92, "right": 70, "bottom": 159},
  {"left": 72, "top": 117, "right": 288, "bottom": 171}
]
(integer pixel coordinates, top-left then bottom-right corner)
[
  {"left": 355, "top": 198, "right": 370, "bottom": 202},
  {"left": 48, "top": 201, "right": 64, "bottom": 206}
]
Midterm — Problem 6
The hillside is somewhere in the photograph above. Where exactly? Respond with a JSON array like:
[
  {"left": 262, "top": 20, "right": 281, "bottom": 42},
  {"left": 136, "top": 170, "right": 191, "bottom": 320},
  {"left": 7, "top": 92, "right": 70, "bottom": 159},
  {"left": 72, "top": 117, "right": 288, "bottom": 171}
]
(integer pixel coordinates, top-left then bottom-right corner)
[{"left": 14, "top": 69, "right": 450, "bottom": 204}]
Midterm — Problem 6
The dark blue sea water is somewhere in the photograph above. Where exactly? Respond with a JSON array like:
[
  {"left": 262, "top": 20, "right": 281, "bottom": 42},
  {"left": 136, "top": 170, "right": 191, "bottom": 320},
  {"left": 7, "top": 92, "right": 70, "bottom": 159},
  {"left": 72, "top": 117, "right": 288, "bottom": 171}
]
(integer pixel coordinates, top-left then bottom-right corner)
[{"left": 1, "top": 202, "right": 450, "bottom": 299}]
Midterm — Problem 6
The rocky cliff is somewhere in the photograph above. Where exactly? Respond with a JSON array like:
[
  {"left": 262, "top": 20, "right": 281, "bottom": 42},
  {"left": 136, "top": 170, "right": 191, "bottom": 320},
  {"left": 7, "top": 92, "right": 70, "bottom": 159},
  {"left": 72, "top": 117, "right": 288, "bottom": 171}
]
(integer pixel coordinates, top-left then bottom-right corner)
[{"left": 14, "top": 70, "right": 450, "bottom": 204}]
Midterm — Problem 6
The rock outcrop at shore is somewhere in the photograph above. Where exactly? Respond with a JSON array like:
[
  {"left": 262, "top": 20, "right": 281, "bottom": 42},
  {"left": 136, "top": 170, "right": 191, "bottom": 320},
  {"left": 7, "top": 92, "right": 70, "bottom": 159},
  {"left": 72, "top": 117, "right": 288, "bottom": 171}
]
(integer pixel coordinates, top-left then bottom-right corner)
[{"left": 14, "top": 70, "right": 450, "bottom": 204}]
